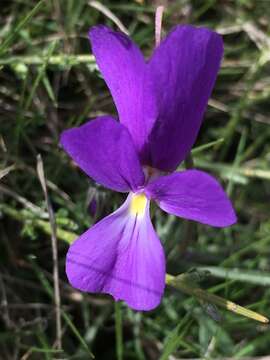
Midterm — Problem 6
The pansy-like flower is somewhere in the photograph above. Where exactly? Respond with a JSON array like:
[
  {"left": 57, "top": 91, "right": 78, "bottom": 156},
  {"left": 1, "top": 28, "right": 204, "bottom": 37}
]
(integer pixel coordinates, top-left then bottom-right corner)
[{"left": 61, "top": 25, "right": 236, "bottom": 311}]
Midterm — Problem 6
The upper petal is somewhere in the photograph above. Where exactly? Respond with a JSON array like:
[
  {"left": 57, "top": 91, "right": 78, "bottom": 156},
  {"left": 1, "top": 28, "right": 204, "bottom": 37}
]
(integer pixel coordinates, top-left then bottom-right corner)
[
  {"left": 142, "top": 25, "right": 224, "bottom": 171},
  {"left": 145, "top": 170, "right": 237, "bottom": 227},
  {"left": 60, "top": 116, "right": 145, "bottom": 192},
  {"left": 66, "top": 194, "right": 166, "bottom": 311},
  {"left": 89, "top": 26, "right": 157, "bottom": 152}
]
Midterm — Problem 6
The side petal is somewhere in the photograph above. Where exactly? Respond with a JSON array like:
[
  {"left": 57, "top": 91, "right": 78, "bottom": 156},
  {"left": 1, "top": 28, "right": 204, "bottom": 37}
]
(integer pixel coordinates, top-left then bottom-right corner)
[
  {"left": 60, "top": 116, "right": 145, "bottom": 192},
  {"left": 145, "top": 170, "right": 237, "bottom": 227},
  {"left": 89, "top": 26, "right": 157, "bottom": 153},
  {"left": 66, "top": 194, "right": 166, "bottom": 311},
  {"left": 143, "top": 25, "right": 223, "bottom": 171}
]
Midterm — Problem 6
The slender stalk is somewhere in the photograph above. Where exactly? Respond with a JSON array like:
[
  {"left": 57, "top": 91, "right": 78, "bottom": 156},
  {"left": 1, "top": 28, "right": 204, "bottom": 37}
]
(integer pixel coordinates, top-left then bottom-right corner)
[
  {"left": 0, "top": 54, "right": 95, "bottom": 66},
  {"left": 89, "top": 1, "right": 129, "bottom": 34},
  {"left": 155, "top": 6, "right": 164, "bottom": 47},
  {"left": 198, "top": 266, "right": 270, "bottom": 287},
  {"left": 166, "top": 274, "right": 269, "bottom": 324},
  {"left": 115, "top": 302, "right": 123, "bottom": 360},
  {"left": 0, "top": 165, "right": 15, "bottom": 180},
  {"left": 36, "top": 155, "right": 62, "bottom": 350},
  {"left": 194, "top": 159, "right": 270, "bottom": 180},
  {"left": 0, "top": 203, "right": 77, "bottom": 244},
  {"left": 0, "top": 0, "right": 45, "bottom": 56}
]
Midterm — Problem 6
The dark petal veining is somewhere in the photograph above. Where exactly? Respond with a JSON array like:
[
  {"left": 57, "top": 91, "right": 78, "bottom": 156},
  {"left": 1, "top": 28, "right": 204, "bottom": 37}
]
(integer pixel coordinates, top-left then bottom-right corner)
[
  {"left": 141, "top": 25, "right": 224, "bottom": 171},
  {"left": 66, "top": 194, "right": 166, "bottom": 311}
]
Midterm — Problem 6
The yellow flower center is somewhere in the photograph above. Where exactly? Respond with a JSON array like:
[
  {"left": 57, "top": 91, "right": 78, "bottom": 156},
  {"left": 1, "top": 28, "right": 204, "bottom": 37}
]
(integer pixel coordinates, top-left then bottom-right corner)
[{"left": 130, "top": 193, "right": 147, "bottom": 217}]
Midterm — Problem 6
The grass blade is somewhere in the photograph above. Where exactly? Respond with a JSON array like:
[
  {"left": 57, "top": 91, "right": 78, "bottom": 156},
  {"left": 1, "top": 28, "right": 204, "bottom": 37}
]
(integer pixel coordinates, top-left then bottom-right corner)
[
  {"left": 0, "top": 0, "right": 46, "bottom": 56},
  {"left": 114, "top": 302, "right": 123, "bottom": 360}
]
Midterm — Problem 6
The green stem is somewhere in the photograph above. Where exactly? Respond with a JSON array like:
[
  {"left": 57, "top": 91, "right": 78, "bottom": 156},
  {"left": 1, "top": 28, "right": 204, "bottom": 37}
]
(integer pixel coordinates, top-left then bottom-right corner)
[
  {"left": 115, "top": 302, "right": 123, "bottom": 360},
  {"left": 0, "top": 0, "right": 46, "bottom": 56},
  {"left": 0, "top": 54, "right": 95, "bottom": 66},
  {"left": 0, "top": 204, "right": 76, "bottom": 244},
  {"left": 195, "top": 159, "right": 270, "bottom": 180},
  {"left": 166, "top": 274, "right": 268, "bottom": 324},
  {"left": 198, "top": 266, "right": 270, "bottom": 287}
]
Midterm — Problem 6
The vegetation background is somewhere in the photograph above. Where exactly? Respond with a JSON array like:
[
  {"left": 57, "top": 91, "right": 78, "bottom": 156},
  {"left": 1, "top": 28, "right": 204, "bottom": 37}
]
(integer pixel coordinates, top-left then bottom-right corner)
[{"left": 1, "top": 0, "right": 270, "bottom": 358}]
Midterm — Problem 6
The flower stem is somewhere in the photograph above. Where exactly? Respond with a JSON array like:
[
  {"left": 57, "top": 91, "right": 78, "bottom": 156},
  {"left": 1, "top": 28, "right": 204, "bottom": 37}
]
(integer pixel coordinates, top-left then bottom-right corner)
[
  {"left": 115, "top": 302, "right": 123, "bottom": 360},
  {"left": 166, "top": 273, "right": 269, "bottom": 324},
  {"left": 37, "top": 155, "right": 62, "bottom": 350}
]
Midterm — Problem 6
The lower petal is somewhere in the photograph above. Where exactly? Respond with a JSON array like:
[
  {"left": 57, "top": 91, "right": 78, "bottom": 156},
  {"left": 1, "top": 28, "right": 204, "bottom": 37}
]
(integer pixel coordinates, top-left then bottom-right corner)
[{"left": 66, "top": 194, "right": 165, "bottom": 311}]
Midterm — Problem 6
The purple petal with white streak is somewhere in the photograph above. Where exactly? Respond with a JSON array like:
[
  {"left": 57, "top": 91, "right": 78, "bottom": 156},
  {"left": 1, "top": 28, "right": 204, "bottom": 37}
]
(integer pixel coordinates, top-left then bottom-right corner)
[{"left": 66, "top": 194, "right": 166, "bottom": 311}]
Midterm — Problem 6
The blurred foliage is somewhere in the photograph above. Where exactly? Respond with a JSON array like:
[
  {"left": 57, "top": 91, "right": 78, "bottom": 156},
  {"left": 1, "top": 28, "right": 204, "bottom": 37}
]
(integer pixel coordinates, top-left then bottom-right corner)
[{"left": 1, "top": 0, "right": 270, "bottom": 358}]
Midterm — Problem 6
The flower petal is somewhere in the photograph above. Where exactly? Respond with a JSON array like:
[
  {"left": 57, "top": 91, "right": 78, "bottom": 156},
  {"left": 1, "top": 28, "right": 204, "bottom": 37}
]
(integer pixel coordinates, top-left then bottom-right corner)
[
  {"left": 89, "top": 26, "right": 157, "bottom": 152},
  {"left": 145, "top": 170, "right": 236, "bottom": 227},
  {"left": 60, "top": 116, "right": 145, "bottom": 192},
  {"left": 66, "top": 194, "right": 166, "bottom": 311},
  {"left": 142, "top": 25, "right": 223, "bottom": 171}
]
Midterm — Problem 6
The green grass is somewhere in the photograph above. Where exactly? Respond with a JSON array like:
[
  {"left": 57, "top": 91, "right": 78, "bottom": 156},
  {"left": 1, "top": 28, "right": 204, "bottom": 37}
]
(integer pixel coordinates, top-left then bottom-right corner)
[{"left": 1, "top": 0, "right": 270, "bottom": 358}]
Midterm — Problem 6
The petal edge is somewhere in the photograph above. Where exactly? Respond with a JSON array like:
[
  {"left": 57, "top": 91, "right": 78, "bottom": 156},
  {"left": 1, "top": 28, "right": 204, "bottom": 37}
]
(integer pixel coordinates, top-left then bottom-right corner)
[
  {"left": 146, "top": 170, "right": 237, "bottom": 227},
  {"left": 60, "top": 116, "right": 145, "bottom": 192},
  {"left": 142, "top": 25, "right": 224, "bottom": 171},
  {"left": 66, "top": 194, "right": 165, "bottom": 311}
]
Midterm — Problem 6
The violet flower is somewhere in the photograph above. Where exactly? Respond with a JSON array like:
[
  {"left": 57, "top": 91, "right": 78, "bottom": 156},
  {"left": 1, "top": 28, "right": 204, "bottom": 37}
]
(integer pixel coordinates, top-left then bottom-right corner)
[{"left": 61, "top": 25, "right": 236, "bottom": 311}]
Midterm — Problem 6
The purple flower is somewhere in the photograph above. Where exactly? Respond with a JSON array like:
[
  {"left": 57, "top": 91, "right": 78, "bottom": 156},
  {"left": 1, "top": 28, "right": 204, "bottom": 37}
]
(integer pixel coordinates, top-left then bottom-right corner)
[{"left": 61, "top": 25, "right": 236, "bottom": 311}]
